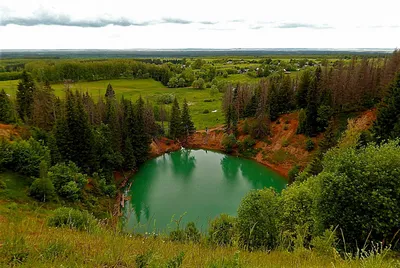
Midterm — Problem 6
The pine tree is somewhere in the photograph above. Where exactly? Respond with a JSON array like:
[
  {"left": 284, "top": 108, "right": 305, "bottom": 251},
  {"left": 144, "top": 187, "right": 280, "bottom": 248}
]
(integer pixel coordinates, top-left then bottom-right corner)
[
  {"left": 181, "top": 98, "right": 195, "bottom": 139},
  {"left": 296, "top": 70, "right": 311, "bottom": 109},
  {"left": 55, "top": 90, "right": 94, "bottom": 171},
  {"left": 169, "top": 98, "right": 182, "bottom": 139},
  {"left": 0, "top": 89, "right": 14, "bottom": 123},
  {"left": 373, "top": 73, "right": 400, "bottom": 143},
  {"left": 16, "top": 70, "right": 36, "bottom": 121},
  {"left": 244, "top": 94, "right": 257, "bottom": 117},
  {"left": 131, "top": 96, "right": 151, "bottom": 164},
  {"left": 32, "top": 81, "right": 56, "bottom": 131},
  {"left": 105, "top": 83, "right": 115, "bottom": 98}
]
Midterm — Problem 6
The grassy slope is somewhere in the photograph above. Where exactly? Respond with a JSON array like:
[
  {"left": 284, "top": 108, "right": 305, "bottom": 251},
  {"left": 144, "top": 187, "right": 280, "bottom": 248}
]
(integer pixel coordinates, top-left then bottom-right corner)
[
  {"left": 0, "top": 172, "right": 398, "bottom": 267},
  {"left": 0, "top": 79, "right": 223, "bottom": 130}
]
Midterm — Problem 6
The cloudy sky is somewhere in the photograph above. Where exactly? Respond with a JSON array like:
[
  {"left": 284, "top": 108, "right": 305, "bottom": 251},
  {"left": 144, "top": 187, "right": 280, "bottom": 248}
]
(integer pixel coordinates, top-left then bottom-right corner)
[{"left": 1, "top": 0, "right": 399, "bottom": 49}]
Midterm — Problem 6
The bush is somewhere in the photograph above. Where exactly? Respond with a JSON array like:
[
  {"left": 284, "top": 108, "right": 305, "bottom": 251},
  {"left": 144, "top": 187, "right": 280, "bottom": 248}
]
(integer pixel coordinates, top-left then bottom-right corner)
[
  {"left": 222, "top": 134, "right": 237, "bottom": 153},
  {"left": 0, "top": 180, "right": 6, "bottom": 190},
  {"left": 279, "top": 179, "right": 316, "bottom": 242},
  {"left": 48, "top": 162, "right": 87, "bottom": 201},
  {"left": 48, "top": 207, "right": 99, "bottom": 232},
  {"left": 282, "top": 139, "right": 289, "bottom": 147},
  {"left": 315, "top": 141, "right": 400, "bottom": 249},
  {"left": 192, "top": 78, "right": 205, "bottom": 89},
  {"left": 203, "top": 109, "right": 210, "bottom": 114},
  {"left": 203, "top": 99, "right": 213, "bottom": 102},
  {"left": 237, "top": 188, "right": 280, "bottom": 251},
  {"left": 29, "top": 177, "right": 56, "bottom": 202},
  {"left": 156, "top": 94, "right": 175, "bottom": 104},
  {"left": 8, "top": 138, "right": 51, "bottom": 177},
  {"left": 305, "top": 139, "right": 315, "bottom": 151},
  {"left": 208, "top": 214, "right": 236, "bottom": 246},
  {"left": 185, "top": 222, "right": 201, "bottom": 243}
]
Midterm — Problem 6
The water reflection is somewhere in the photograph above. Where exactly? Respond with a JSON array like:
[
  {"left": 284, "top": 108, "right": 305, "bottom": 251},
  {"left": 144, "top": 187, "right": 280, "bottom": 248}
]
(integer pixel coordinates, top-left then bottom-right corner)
[
  {"left": 220, "top": 155, "right": 240, "bottom": 181},
  {"left": 170, "top": 149, "right": 196, "bottom": 179}
]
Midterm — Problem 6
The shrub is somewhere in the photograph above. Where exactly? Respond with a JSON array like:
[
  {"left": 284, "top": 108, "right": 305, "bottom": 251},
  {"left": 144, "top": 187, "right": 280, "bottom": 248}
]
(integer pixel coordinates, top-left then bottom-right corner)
[
  {"left": 29, "top": 177, "right": 56, "bottom": 202},
  {"left": 8, "top": 138, "right": 51, "bottom": 177},
  {"left": 305, "top": 139, "right": 315, "bottom": 151},
  {"left": 208, "top": 214, "right": 236, "bottom": 246},
  {"left": 203, "top": 109, "right": 210, "bottom": 114},
  {"left": 222, "top": 134, "right": 237, "bottom": 153},
  {"left": 279, "top": 179, "right": 316, "bottom": 241},
  {"left": 203, "top": 99, "right": 213, "bottom": 102},
  {"left": 48, "top": 207, "right": 99, "bottom": 232},
  {"left": 156, "top": 94, "right": 175, "bottom": 104},
  {"left": 135, "top": 250, "right": 153, "bottom": 268},
  {"left": 310, "top": 227, "right": 338, "bottom": 257},
  {"left": 165, "top": 252, "right": 185, "bottom": 268},
  {"left": 185, "top": 222, "right": 201, "bottom": 243},
  {"left": 315, "top": 141, "right": 400, "bottom": 249},
  {"left": 48, "top": 162, "right": 87, "bottom": 201},
  {"left": 237, "top": 188, "right": 280, "bottom": 251},
  {"left": 243, "top": 136, "right": 256, "bottom": 148},
  {"left": 283, "top": 124, "right": 289, "bottom": 130},
  {"left": 192, "top": 78, "right": 205, "bottom": 89}
]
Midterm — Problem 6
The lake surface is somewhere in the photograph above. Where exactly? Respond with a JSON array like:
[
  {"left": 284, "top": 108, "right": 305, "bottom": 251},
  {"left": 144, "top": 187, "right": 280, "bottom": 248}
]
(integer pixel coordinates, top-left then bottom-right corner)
[{"left": 123, "top": 149, "right": 287, "bottom": 233}]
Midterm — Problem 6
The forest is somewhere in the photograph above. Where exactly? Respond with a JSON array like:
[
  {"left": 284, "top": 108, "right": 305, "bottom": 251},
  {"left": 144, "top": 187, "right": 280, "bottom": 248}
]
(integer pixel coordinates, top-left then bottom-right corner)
[{"left": 1, "top": 49, "right": 400, "bottom": 267}]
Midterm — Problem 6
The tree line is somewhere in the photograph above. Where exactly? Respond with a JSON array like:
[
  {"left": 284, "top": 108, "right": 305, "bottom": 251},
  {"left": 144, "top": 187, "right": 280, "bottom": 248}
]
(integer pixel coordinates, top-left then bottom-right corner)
[
  {"left": 0, "top": 72, "right": 195, "bottom": 208},
  {"left": 223, "top": 49, "right": 400, "bottom": 138}
]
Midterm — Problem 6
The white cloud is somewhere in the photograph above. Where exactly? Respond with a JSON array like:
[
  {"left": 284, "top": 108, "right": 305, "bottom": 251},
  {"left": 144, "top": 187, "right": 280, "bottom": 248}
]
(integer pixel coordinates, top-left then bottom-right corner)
[{"left": 0, "top": 0, "right": 399, "bottom": 49}]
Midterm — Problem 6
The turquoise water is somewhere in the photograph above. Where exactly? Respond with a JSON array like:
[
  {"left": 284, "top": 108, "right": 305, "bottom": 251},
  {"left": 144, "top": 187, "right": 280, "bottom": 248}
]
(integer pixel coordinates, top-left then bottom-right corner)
[{"left": 123, "top": 149, "right": 287, "bottom": 233}]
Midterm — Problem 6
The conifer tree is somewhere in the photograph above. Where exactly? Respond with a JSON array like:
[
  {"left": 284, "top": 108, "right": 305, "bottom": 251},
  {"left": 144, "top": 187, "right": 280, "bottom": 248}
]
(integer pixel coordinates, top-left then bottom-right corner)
[
  {"left": 181, "top": 98, "right": 195, "bottom": 139},
  {"left": 169, "top": 98, "right": 182, "bottom": 139},
  {"left": 131, "top": 96, "right": 151, "bottom": 164},
  {"left": 16, "top": 70, "right": 36, "bottom": 121},
  {"left": 0, "top": 89, "right": 14, "bottom": 123},
  {"left": 373, "top": 73, "right": 400, "bottom": 143},
  {"left": 296, "top": 70, "right": 311, "bottom": 109},
  {"left": 244, "top": 94, "right": 257, "bottom": 117},
  {"left": 105, "top": 83, "right": 115, "bottom": 98},
  {"left": 32, "top": 81, "right": 56, "bottom": 131}
]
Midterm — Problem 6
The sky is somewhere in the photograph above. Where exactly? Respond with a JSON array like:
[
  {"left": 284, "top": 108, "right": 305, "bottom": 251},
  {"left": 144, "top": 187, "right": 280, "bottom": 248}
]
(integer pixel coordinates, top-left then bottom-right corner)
[{"left": 0, "top": 0, "right": 399, "bottom": 49}]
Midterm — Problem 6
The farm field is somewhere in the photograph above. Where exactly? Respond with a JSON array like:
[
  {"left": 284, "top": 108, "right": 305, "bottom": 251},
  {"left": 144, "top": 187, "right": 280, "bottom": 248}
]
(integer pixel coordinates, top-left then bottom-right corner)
[{"left": 0, "top": 78, "right": 224, "bottom": 130}]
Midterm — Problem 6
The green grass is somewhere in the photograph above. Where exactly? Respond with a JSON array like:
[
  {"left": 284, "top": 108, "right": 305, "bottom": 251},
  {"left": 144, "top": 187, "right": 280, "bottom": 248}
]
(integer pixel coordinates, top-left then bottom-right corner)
[
  {"left": 0, "top": 172, "right": 32, "bottom": 202},
  {"left": 0, "top": 79, "right": 224, "bottom": 130}
]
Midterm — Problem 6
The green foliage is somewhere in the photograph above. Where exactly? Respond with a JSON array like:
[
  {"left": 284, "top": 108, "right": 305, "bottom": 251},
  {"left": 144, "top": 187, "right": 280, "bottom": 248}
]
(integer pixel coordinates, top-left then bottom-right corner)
[
  {"left": 192, "top": 78, "right": 205, "bottom": 89},
  {"left": 208, "top": 214, "right": 236, "bottom": 246},
  {"left": 296, "top": 109, "right": 306, "bottom": 134},
  {"left": 1, "top": 235, "right": 29, "bottom": 265},
  {"left": 305, "top": 139, "right": 315, "bottom": 151},
  {"left": 203, "top": 109, "right": 210, "bottom": 114},
  {"left": 157, "top": 93, "right": 175, "bottom": 104},
  {"left": 169, "top": 222, "right": 201, "bottom": 243},
  {"left": 135, "top": 250, "right": 153, "bottom": 268},
  {"left": 310, "top": 227, "right": 338, "bottom": 257},
  {"left": 279, "top": 179, "right": 316, "bottom": 242},
  {"left": 41, "top": 241, "right": 71, "bottom": 261},
  {"left": 165, "top": 252, "right": 185, "bottom": 268},
  {"left": 48, "top": 162, "right": 87, "bottom": 201},
  {"left": 181, "top": 98, "right": 196, "bottom": 138},
  {"left": 288, "top": 165, "right": 301, "bottom": 184},
  {"left": 250, "top": 114, "right": 270, "bottom": 139},
  {"left": 7, "top": 138, "right": 51, "bottom": 177},
  {"left": 221, "top": 134, "right": 237, "bottom": 153},
  {"left": 237, "top": 188, "right": 280, "bottom": 251},
  {"left": 29, "top": 177, "right": 56, "bottom": 202},
  {"left": 169, "top": 98, "right": 183, "bottom": 139},
  {"left": 16, "top": 70, "right": 36, "bottom": 121},
  {"left": 373, "top": 73, "right": 400, "bottom": 143},
  {"left": 315, "top": 140, "right": 400, "bottom": 249},
  {"left": 317, "top": 105, "right": 334, "bottom": 132},
  {"left": 0, "top": 89, "right": 15, "bottom": 123},
  {"left": 48, "top": 207, "right": 99, "bottom": 232}
]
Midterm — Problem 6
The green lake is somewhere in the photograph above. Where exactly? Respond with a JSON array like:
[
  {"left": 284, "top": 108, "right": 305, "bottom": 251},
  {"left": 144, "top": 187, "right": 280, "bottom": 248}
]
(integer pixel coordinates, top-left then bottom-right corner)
[{"left": 123, "top": 149, "right": 287, "bottom": 233}]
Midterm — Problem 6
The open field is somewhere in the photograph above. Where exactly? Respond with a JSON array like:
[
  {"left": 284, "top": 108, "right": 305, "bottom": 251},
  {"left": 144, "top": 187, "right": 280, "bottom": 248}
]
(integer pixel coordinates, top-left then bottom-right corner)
[{"left": 0, "top": 79, "right": 224, "bottom": 130}]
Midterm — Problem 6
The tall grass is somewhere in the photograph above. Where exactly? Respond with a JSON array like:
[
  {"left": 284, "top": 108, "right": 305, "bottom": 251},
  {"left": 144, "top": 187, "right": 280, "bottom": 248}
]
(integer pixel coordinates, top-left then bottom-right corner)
[{"left": 0, "top": 206, "right": 399, "bottom": 267}]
